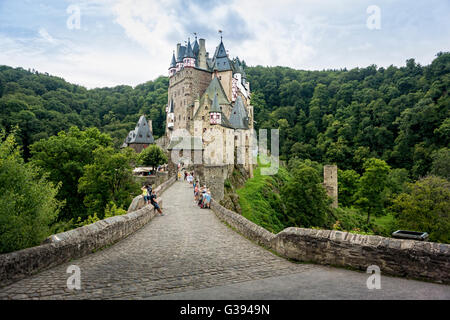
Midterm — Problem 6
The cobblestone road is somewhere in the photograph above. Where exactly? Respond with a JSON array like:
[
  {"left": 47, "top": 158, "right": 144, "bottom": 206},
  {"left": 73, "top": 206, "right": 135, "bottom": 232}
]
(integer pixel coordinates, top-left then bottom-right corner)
[{"left": 0, "top": 181, "right": 448, "bottom": 300}]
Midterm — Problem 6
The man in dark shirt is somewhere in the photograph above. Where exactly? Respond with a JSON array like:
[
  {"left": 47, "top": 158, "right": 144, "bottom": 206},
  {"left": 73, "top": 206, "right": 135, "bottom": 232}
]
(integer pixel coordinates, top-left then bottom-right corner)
[{"left": 150, "top": 191, "right": 163, "bottom": 216}]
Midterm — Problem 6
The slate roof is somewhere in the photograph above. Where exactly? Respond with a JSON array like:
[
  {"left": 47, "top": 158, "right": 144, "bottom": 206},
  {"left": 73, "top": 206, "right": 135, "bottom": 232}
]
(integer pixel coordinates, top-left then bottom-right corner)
[
  {"left": 123, "top": 115, "right": 154, "bottom": 145},
  {"left": 211, "top": 40, "right": 232, "bottom": 71},
  {"left": 203, "top": 77, "right": 229, "bottom": 105},
  {"left": 177, "top": 46, "right": 186, "bottom": 62},
  {"left": 193, "top": 38, "right": 199, "bottom": 57},
  {"left": 185, "top": 40, "right": 195, "bottom": 58},
  {"left": 211, "top": 92, "right": 221, "bottom": 112},
  {"left": 229, "top": 96, "right": 249, "bottom": 129}
]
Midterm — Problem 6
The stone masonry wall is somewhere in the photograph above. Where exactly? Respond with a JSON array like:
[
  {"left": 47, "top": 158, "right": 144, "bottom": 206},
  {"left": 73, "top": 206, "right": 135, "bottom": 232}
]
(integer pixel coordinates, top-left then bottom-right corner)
[
  {"left": 210, "top": 199, "right": 450, "bottom": 284},
  {"left": 0, "top": 176, "right": 176, "bottom": 288}
]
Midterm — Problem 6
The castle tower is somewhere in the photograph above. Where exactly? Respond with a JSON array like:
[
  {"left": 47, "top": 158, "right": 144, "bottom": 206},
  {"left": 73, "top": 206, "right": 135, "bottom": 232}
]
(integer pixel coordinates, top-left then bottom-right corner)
[
  {"left": 210, "top": 92, "right": 222, "bottom": 125},
  {"left": 198, "top": 38, "right": 207, "bottom": 70},
  {"left": 323, "top": 165, "right": 338, "bottom": 208},
  {"left": 183, "top": 39, "right": 196, "bottom": 68}
]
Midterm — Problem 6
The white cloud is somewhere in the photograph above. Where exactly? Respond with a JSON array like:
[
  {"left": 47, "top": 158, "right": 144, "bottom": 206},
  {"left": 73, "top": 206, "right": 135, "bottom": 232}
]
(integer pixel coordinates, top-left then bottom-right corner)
[
  {"left": 0, "top": 0, "right": 448, "bottom": 88},
  {"left": 38, "top": 28, "right": 56, "bottom": 44}
]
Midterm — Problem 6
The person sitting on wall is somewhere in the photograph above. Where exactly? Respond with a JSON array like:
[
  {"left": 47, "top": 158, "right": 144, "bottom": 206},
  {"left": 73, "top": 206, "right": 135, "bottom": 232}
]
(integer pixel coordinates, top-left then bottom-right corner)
[
  {"left": 146, "top": 184, "right": 153, "bottom": 199},
  {"left": 150, "top": 190, "right": 164, "bottom": 216},
  {"left": 141, "top": 185, "right": 150, "bottom": 204},
  {"left": 198, "top": 185, "right": 207, "bottom": 207},
  {"left": 203, "top": 189, "right": 211, "bottom": 209},
  {"left": 194, "top": 184, "right": 199, "bottom": 202}
]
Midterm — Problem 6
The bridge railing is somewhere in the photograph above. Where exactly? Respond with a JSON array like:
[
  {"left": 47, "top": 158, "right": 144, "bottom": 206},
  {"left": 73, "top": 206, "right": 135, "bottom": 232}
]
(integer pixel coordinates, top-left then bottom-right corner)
[
  {"left": 210, "top": 199, "right": 450, "bottom": 284},
  {"left": 0, "top": 176, "right": 176, "bottom": 288}
]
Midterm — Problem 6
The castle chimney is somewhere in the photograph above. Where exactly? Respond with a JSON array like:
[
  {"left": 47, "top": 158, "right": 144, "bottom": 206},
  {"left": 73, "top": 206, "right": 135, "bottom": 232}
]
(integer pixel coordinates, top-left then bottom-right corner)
[{"left": 198, "top": 38, "right": 207, "bottom": 70}]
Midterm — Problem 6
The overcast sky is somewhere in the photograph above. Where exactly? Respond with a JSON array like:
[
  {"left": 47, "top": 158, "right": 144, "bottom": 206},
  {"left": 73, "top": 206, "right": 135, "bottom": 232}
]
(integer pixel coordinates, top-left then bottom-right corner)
[{"left": 0, "top": 0, "right": 449, "bottom": 88}]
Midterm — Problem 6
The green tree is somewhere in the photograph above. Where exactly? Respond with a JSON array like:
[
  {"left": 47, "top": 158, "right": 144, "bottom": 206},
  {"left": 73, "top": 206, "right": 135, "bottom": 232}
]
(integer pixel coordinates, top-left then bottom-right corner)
[
  {"left": 391, "top": 176, "right": 450, "bottom": 243},
  {"left": 0, "top": 132, "right": 60, "bottom": 253},
  {"left": 430, "top": 148, "right": 450, "bottom": 179},
  {"left": 355, "top": 158, "right": 391, "bottom": 224},
  {"left": 30, "top": 127, "right": 112, "bottom": 221},
  {"left": 78, "top": 147, "right": 140, "bottom": 218},
  {"left": 338, "top": 169, "right": 360, "bottom": 207},
  {"left": 282, "top": 163, "right": 332, "bottom": 228},
  {"left": 137, "top": 144, "right": 168, "bottom": 169}
]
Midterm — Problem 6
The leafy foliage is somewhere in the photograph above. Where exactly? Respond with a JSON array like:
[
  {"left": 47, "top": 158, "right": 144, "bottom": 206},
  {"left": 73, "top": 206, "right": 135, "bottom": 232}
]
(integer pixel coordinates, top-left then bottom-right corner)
[
  {"left": 355, "top": 158, "right": 391, "bottom": 223},
  {"left": 0, "top": 66, "right": 168, "bottom": 156},
  {"left": 30, "top": 127, "right": 113, "bottom": 221},
  {"left": 391, "top": 176, "right": 450, "bottom": 243},
  {"left": 281, "top": 161, "right": 333, "bottom": 228},
  {"left": 78, "top": 147, "right": 140, "bottom": 218},
  {"left": 237, "top": 165, "right": 290, "bottom": 233},
  {"left": 137, "top": 144, "right": 168, "bottom": 169},
  {"left": 246, "top": 52, "right": 450, "bottom": 178},
  {"left": 0, "top": 132, "right": 61, "bottom": 253}
]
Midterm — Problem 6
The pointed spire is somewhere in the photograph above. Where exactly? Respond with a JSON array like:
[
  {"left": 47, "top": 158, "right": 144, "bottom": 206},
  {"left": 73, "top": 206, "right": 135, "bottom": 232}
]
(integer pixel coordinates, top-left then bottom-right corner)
[
  {"left": 185, "top": 38, "right": 195, "bottom": 58},
  {"left": 216, "top": 39, "right": 227, "bottom": 58},
  {"left": 170, "top": 51, "right": 176, "bottom": 68},
  {"left": 193, "top": 34, "right": 199, "bottom": 57}
]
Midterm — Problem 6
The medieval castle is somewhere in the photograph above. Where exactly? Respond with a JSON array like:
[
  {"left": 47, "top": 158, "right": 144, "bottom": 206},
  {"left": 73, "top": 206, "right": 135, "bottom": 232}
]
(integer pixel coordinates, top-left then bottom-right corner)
[{"left": 165, "top": 35, "right": 256, "bottom": 200}]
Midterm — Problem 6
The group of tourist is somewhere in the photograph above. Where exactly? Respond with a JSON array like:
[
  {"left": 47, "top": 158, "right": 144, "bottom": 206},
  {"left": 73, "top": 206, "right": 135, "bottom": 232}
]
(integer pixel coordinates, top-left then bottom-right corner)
[
  {"left": 193, "top": 180, "right": 211, "bottom": 209},
  {"left": 141, "top": 184, "right": 164, "bottom": 216}
]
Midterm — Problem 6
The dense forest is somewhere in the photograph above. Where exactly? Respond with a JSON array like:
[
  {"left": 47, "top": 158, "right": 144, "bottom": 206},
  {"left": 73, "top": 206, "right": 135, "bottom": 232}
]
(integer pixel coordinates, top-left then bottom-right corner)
[
  {"left": 0, "top": 51, "right": 449, "bottom": 252},
  {"left": 248, "top": 52, "right": 449, "bottom": 178},
  {"left": 0, "top": 66, "right": 168, "bottom": 160}
]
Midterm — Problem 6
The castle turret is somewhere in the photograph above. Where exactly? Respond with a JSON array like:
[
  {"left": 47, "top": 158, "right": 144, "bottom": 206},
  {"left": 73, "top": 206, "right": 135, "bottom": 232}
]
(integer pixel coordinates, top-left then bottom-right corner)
[
  {"left": 210, "top": 92, "right": 222, "bottom": 125},
  {"left": 176, "top": 43, "right": 185, "bottom": 71},
  {"left": 183, "top": 38, "right": 196, "bottom": 68},
  {"left": 169, "top": 51, "right": 176, "bottom": 77},
  {"left": 167, "top": 99, "right": 174, "bottom": 130}
]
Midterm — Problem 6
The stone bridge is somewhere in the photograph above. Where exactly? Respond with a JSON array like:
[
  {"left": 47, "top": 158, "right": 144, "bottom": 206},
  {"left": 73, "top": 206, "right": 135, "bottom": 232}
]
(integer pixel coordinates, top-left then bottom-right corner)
[{"left": 0, "top": 181, "right": 449, "bottom": 299}]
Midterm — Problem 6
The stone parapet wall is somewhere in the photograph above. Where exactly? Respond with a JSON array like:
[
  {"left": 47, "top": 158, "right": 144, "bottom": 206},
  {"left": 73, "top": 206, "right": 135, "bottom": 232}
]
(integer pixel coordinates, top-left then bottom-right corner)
[
  {"left": 211, "top": 199, "right": 450, "bottom": 284},
  {"left": 128, "top": 176, "right": 175, "bottom": 213},
  {"left": 0, "top": 176, "right": 176, "bottom": 288},
  {"left": 211, "top": 199, "right": 275, "bottom": 249}
]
